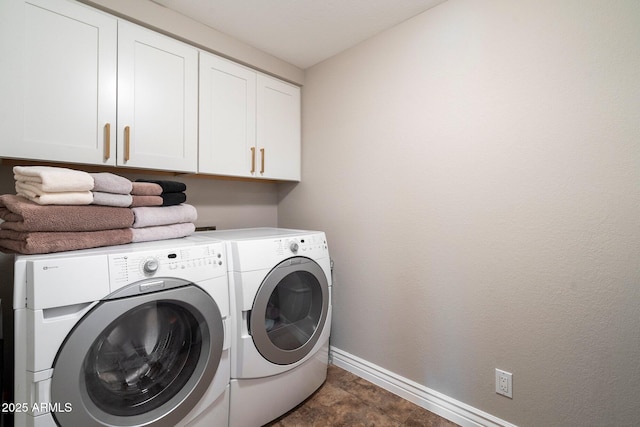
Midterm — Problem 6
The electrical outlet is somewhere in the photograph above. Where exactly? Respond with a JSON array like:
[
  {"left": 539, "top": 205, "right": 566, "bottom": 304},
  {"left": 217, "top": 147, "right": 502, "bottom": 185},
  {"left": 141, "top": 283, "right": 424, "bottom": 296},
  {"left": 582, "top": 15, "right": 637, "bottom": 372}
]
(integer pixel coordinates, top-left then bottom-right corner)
[{"left": 495, "top": 369, "right": 513, "bottom": 398}]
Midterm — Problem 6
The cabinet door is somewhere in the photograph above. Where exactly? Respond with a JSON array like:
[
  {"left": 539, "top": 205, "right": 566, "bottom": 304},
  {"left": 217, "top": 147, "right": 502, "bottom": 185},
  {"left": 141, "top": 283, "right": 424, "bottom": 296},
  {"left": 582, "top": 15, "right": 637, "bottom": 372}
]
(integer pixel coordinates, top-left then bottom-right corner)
[
  {"left": 0, "top": 0, "right": 117, "bottom": 165},
  {"left": 256, "top": 75, "right": 301, "bottom": 181},
  {"left": 199, "top": 52, "right": 256, "bottom": 177},
  {"left": 117, "top": 21, "right": 198, "bottom": 173}
]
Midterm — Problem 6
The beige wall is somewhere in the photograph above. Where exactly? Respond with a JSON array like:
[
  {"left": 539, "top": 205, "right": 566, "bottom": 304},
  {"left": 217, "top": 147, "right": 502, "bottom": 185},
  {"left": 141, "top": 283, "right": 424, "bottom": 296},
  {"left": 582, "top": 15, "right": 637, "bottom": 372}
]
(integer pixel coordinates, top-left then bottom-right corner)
[
  {"left": 278, "top": 0, "right": 640, "bottom": 425},
  {"left": 0, "top": 163, "right": 278, "bottom": 230}
]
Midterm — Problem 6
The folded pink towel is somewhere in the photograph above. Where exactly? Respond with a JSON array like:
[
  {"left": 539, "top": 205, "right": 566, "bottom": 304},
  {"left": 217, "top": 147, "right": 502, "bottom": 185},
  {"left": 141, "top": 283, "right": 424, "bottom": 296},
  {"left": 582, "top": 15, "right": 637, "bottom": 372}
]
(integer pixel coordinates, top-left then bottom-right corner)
[
  {"left": 13, "top": 166, "right": 94, "bottom": 192},
  {"left": 130, "top": 223, "right": 195, "bottom": 243},
  {"left": 131, "top": 182, "right": 163, "bottom": 196},
  {"left": 0, "top": 228, "right": 133, "bottom": 254},
  {"left": 0, "top": 195, "right": 134, "bottom": 232},
  {"left": 132, "top": 204, "right": 197, "bottom": 228},
  {"left": 130, "top": 195, "right": 163, "bottom": 207},
  {"left": 90, "top": 173, "right": 132, "bottom": 195},
  {"left": 16, "top": 182, "right": 93, "bottom": 205},
  {"left": 136, "top": 179, "right": 186, "bottom": 193}
]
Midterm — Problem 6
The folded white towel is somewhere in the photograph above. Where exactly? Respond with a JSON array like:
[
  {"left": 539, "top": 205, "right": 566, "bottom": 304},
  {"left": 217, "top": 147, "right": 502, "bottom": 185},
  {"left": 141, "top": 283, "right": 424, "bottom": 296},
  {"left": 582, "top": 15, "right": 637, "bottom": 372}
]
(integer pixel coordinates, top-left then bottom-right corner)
[
  {"left": 13, "top": 166, "right": 94, "bottom": 192},
  {"left": 16, "top": 182, "right": 93, "bottom": 205},
  {"left": 131, "top": 204, "right": 198, "bottom": 228}
]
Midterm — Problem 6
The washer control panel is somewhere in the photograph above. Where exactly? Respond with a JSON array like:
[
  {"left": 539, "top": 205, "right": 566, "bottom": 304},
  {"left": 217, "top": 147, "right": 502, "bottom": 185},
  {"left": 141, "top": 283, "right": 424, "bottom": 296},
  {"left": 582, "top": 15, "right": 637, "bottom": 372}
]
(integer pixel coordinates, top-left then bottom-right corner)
[{"left": 108, "top": 242, "right": 225, "bottom": 291}]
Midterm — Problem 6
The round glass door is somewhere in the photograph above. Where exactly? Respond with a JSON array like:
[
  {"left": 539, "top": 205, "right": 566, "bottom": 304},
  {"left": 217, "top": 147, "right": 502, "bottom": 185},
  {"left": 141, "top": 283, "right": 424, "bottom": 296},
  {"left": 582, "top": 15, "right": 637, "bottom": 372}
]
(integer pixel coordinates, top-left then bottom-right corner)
[
  {"left": 250, "top": 257, "right": 329, "bottom": 365},
  {"left": 51, "top": 284, "right": 223, "bottom": 427},
  {"left": 84, "top": 301, "right": 203, "bottom": 416}
]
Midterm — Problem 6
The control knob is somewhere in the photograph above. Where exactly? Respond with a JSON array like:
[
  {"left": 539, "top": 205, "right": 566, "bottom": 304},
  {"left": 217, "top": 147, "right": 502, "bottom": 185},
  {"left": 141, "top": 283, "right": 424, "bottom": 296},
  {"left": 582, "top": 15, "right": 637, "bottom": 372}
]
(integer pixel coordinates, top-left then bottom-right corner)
[
  {"left": 143, "top": 258, "right": 159, "bottom": 275},
  {"left": 290, "top": 242, "right": 299, "bottom": 253}
]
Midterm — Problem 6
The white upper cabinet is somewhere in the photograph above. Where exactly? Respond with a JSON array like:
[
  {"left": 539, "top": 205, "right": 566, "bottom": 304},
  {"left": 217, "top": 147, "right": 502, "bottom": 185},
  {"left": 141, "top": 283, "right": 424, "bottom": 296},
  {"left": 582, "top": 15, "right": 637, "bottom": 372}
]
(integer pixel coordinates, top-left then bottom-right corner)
[
  {"left": 0, "top": 0, "right": 198, "bottom": 173},
  {"left": 257, "top": 75, "right": 301, "bottom": 181},
  {"left": 1, "top": 0, "right": 299, "bottom": 179},
  {"left": 199, "top": 53, "right": 301, "bottom": 181},
  {"left": 117, "top": 21, "right": 198, "bottom": 173},
  {"left": 199, "top": 52, "right": 256, "bottom": 177},
  {"left": 0, "top": 0, "right": 117, "bottom": 165}
]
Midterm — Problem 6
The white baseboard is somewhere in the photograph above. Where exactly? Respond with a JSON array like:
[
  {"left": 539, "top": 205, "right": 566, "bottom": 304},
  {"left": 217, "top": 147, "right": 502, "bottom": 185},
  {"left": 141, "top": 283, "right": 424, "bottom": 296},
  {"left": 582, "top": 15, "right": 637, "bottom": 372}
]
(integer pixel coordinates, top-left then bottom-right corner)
[{"left": 329, "top": 347, "right": 517, "bottom": 427}]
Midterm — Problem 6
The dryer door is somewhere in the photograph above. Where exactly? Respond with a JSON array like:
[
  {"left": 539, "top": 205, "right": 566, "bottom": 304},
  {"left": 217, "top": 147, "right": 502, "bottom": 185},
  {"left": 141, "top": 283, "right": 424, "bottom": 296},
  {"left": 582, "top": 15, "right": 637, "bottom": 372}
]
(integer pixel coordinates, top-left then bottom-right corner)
[
  {"left": 250, "top": 257, "right": 329, "bottom": 365},
  {"left": 50, "top": 281, "right": 224, "bottom": 427}
]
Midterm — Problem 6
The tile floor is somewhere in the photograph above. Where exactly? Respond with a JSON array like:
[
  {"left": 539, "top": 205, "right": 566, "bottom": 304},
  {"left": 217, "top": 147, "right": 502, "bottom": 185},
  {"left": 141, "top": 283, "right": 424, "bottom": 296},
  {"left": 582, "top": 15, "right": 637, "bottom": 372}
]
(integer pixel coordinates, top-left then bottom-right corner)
[{"left": 265, "top": 364, "right": 460, "bottom": 426}]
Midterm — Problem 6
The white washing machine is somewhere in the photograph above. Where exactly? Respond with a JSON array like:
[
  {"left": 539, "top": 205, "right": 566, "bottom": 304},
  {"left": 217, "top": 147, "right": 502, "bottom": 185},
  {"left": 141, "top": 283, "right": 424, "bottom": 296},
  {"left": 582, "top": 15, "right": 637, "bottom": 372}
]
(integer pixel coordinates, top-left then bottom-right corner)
[
  {"left": 191, "top": 228, "right": 332, "bottom": 427},
  {"left": 12, "top": 237, "right": 231, "bottom": 427}
]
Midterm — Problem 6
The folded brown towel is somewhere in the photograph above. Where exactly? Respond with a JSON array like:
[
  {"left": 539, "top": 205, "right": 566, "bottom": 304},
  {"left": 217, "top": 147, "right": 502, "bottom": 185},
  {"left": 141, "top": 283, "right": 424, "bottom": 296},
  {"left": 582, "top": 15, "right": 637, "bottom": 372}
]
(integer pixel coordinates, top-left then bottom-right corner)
[
  {"left": 131, "top": 182, "right": 163, "bottom": 196},
  {"left": 0, "top": 194, "right": 134, "bottom": 232},
  {"left": 136, "top": 179, "right": 186, "bottom": 193},
  {"left": 0, "top": 228, "right": 133, "bottom": 254},
  {"left": 130, "top": 195, "right": 163, "bottom": 207}
]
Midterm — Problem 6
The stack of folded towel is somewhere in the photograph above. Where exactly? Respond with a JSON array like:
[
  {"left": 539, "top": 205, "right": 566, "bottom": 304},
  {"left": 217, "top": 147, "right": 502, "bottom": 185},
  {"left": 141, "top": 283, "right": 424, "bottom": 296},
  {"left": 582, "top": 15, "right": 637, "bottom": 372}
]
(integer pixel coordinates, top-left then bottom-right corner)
[
  {"left": 131, "top": 204, "right": 197, "bottom": 243},
  {"left": 131, "top": 181, "right": 163, "bottom": 207},
  {"left": 0, "top": 166, "right": 198, "bottom": 254},
  {"left": 91, "top": 172, "right": 133, "bottom": 207},
  {"left": 0, "top": 194, "right": 134, "bottom": 254},
  {"left": 14, "top": 166, "right": 94, "bottom": 205},
  {"left": 136, "top": 179, "right": 187, "bottom": 206},
  {"left": 130, "top": 179, "right": 195, "bottom": 243}
]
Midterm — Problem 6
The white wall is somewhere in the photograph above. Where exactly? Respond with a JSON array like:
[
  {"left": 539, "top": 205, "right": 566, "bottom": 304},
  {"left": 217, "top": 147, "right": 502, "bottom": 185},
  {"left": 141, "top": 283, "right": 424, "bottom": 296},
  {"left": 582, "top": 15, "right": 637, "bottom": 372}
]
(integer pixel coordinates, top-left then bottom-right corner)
[{"left": 278, "top": 0, "right": 640, "bottom": 425}]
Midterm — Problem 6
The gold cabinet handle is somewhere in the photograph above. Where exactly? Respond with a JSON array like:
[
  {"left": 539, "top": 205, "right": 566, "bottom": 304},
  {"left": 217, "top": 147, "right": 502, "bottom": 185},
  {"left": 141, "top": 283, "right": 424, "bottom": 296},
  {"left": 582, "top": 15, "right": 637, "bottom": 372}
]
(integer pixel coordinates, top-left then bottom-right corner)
[
  {"left": 124, "top": 126, "right": 131, "bottom": 161},
  {"left": 260, "top": 148, "right": 265, "bottom": 174},
  {"left": 250, "top": 147, "right": 256, "bottom": 173},
  {"left": 104, "top": 123, "right": 111, "bottom": 160}
]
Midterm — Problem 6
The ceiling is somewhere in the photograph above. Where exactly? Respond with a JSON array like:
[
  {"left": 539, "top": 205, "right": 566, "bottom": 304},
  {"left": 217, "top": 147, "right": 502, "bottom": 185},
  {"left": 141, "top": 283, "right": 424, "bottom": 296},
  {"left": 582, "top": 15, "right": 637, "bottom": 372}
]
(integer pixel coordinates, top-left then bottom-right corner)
[{"left": 150, "top": 0, "right": 446, "bottom": 69}]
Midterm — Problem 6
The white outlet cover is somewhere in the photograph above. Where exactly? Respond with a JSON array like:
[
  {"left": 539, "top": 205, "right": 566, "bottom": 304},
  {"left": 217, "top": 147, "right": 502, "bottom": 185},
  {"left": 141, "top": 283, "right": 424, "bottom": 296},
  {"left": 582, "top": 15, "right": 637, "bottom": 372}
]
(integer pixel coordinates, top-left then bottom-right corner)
[{"left": 496, "top": 369, "right": 513, "bottom": 398}]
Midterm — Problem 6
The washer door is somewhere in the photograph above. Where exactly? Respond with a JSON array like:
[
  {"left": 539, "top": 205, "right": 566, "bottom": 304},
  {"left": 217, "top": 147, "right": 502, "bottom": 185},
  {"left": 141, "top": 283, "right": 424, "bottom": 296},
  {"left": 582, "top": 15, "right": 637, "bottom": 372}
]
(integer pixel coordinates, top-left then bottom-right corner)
[
  {"left": 250, "top": 257, "right": 329, "bottom": 365},
  {"left": 50, "top": 282, "right": 224, "bottom": 427}
]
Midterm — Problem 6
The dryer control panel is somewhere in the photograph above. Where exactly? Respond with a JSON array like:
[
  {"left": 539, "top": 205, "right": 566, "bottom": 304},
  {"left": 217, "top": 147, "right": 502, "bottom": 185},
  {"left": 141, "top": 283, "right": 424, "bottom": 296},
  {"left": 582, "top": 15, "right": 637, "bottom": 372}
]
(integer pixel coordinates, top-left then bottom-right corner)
[
  {"left": 276, "top": 233, "right": 328, "bottom": 257},
  {"left": 108, "top": 242, "right": 225, "bottom": 292},
  {"left": 232, "top": 232, "right": 329, "bottom": 271}
]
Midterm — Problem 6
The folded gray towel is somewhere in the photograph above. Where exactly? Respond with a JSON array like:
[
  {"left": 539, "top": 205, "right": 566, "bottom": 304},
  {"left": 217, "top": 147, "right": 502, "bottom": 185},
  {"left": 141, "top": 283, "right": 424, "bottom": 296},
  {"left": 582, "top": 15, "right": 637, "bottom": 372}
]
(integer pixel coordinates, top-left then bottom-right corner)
[
  {"left": 130, "top": 223, "right": 195, "bottom": 243},
  {"left": 91, "top": 173, "right": 133, "bottom": 195},
  {"left": 132, "top": 204, "right": 197, "bottom": 228},
  {"left": 92, "top": 192, "right": 133, "bottom": 208}
]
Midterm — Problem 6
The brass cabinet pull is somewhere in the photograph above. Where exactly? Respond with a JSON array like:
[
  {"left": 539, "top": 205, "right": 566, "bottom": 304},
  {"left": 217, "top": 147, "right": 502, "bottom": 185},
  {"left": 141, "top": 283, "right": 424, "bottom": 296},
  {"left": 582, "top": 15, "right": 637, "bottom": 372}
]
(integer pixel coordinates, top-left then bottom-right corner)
[
  {"left": 124, "top": 126, "right": 131, "bottom": 161},
  {"left": 104, "top": 123, "right": 111, "bottom": 160},
  {"left": 250, "top": 147, "right": 256, "bottom": 173},
  {"left": 260, "top": 148, "right": 265, "bottom": 174}
]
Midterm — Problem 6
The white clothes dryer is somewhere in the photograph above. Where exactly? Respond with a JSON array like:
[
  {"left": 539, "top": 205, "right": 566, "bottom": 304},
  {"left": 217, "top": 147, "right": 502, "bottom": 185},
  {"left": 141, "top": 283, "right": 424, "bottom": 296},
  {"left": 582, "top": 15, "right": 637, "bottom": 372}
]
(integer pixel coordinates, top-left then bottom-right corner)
[
  {"left": 192, "top": 228, "right": 332, "bottom": 427},
  {"left": 12, "top": 238, "right": 231, "bottom": 427}
]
